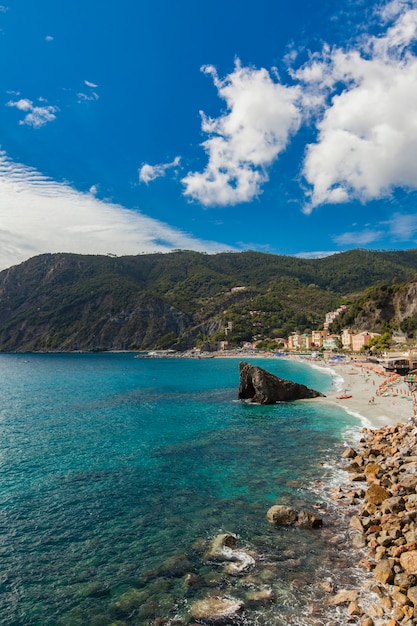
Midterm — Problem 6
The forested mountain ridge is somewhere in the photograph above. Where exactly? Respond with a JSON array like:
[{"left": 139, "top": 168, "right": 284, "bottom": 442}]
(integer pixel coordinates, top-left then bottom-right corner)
[{"left": 0, "top": 249, "right": 417, "bottom": 352}]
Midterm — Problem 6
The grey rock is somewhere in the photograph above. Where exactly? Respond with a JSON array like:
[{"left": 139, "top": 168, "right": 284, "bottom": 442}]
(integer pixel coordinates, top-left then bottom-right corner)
[{"left": 238, "top": 361, "right": 324, "bottom": 404}]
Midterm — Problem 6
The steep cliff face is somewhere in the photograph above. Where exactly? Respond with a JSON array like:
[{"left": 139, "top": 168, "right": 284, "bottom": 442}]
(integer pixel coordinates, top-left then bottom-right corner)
[
  {"left": 332, "top": 282, "right": 417, "bottom": 335},
  {"left": 393, "top": 282, "right": 417, "bottom": 323},
  {"left": 0, "top": 292, "right": 191, "bottom": 352},
  {"left": 0, "top": 255, "right": 191, "bottom": 351}
]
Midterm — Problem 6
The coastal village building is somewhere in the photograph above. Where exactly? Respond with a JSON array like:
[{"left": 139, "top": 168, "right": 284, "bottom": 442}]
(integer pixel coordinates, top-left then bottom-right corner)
[
  {"left": 323, "top": 305, "right": 349, "bottom": 330},
  {"left": 341, "top": 328, "right": 354, "bottom": 351},
  {"left": 301, "top": 333, "right": 312, "bottom": 350},
  {"left": 322, "top": 334, "right": 340, "bottom": 351},
  {"left": 351, "top": 331, "right": 381, "bottom": 352},
  {"left": 284, "top": 303, "right": 382, "bottom": 354},
  {"left": 287, "top": 332, "right": 302, "bottom": 351},
  {"left": 311, "top": 329, "right": 327, "bottom": 348},
  {"left": 285, "top": 328, "right": 382, "bottom": 354},
  {"left": 287, "top": 332, "right": 313, "bottom": 351}
]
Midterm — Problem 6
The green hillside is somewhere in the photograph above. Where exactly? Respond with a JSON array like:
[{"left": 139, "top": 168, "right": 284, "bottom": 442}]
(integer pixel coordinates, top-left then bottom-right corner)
[{"left": 0, "top": 249, "right": 416, "bottom": 352}]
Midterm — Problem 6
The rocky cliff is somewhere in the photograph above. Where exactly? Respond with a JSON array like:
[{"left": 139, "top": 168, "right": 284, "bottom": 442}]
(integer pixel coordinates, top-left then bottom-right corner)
[{"left": 332, "top": 282, "right": 417, "bottom": 337}]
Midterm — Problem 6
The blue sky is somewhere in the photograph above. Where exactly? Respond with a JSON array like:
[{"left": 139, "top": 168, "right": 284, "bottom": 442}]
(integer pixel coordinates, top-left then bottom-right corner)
[{"left": 1, "top": 0, "right": 417, "bottom": 270}]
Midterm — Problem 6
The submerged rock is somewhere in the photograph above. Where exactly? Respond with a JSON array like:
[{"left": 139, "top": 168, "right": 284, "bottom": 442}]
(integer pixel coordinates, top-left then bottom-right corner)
[
  {"left": 238, "top": 361, "right": 324, "bottom": 404},
  {"left": 112, "top": 587, "right": 150, "bottom": 617},
  {"left": 189, "top": 595, "right": 244, "bottom": 623},
  {"left": 245, "top": 588, "right": 277, "bottom": 606},
  {"left": 204, "top": 533, "right": 256, "bottom": 575}
]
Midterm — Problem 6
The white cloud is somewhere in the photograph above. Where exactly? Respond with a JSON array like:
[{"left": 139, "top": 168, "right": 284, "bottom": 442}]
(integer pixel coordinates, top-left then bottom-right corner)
[
  {"left": 77, "top": 91, "right": 99, "bottom": 103},
  {"left": 299, "top": 2, "right": 417, "bottom": 210},
  {"left": 332, "top": 229, "right": 385, "bottom": 246},
  {"left": 0, "top": 152, "right": 231, "bottom": 271},
  {"left": 331, "top": 210, "right": 417, "bottom": 247},
  {"left": 388, "top": 212, "right": 417, "bottom": 239},
  {"left": 295, "top": 250, "right": 339, "bottom": 259},
  {"left": 77, "top": 80, "right": 99, "bottom": 103},
  {"left": 6, "top": 97, "right": 58, "bottom": 128},
  {"left": 45, "top": 35, "right": 54, "bottom": 42},
  {"left": 181, "top": 60, "right": 302, "bottom": 206},
  {"left": 139, "top": 156, "right": 181, "bottom": 183}
]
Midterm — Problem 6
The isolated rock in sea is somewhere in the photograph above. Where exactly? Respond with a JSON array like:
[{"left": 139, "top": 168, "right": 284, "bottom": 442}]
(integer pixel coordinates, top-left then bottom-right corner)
[
  {"left": 266, "top": 504, "right": 323, "bottom": 528},
  {"left": 266, "top": 505, "right": 298, "bottom": 525},
  {"left": 238, "top": 361, "right": 324, "bottom": 404}
]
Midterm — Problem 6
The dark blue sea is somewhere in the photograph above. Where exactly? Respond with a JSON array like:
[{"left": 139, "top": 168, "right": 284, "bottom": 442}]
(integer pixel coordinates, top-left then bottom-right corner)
[{"left": 0, "top": 354, "right": 363, "bottom": 625}]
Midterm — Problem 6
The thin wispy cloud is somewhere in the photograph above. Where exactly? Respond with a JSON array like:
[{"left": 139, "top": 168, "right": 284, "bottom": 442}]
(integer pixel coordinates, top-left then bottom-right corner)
[
  {"left": 6, "top": 97, "right": 58, "bottom": 128},
  {"left": 0, "top": 152, "right": 231, "bottom": 271},
  {"left": 388, "top": 212, "right": 417, "bottom": 239},
  {"left": 139, "top": 156, "right": 181, "bottom": 183},
  {"left": 77, "top": 91, "right": 99, "bottom": 103},
  {"left": 295, "top": 251, "right": 338, "bottom": 259},
  {"left": 84, "top": 80, "right": 98, "bottom": 88},
  {"left": 333, "top": 229, "right": 385, "bottom": 246},
  {"left": 77, "top": 80, "right": 99, "bottom": 103},
  {"left": 332, "top": 209, "right": 417, "bottom": 247}
]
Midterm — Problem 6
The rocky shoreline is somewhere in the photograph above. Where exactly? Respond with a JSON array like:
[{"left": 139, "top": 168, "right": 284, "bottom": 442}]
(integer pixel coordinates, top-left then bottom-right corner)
[{"left": 333, "top": 419, "right": 417, "bottom": 625}]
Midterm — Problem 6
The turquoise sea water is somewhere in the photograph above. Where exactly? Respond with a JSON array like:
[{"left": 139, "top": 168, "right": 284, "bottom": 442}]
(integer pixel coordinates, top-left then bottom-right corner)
[{"left": 0, "top": 355, "right": 361, "bottom": 625}]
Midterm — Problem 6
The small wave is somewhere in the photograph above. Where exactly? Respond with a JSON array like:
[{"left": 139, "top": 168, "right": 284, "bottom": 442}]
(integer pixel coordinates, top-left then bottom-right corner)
[{"left": 306, "top": 362, "right": 345, "bottom": 393}]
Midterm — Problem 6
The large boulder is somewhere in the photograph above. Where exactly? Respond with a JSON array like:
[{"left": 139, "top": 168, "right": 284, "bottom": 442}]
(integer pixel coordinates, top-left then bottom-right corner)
[
  {"left": 266, "top": 505, "right": 298, "bottom": 525},
  {"left": 238, "top": 361, "right": 324, "bottom": 404}
]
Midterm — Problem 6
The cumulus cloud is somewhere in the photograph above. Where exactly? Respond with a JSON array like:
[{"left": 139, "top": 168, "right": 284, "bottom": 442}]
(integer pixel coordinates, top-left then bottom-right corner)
[
  {"left": 0, "top": 152, "right": 230, "bottom": 271},
  {"left": 6, "top": 97, "right": 58, "bottom": 128},
  {"left": 181, "top": 61, "right": 302, "bottom": 206},
  {"left": 299, "top": 1, "right": 417, "bottom": 210},
  {"left": 139, "top": 156, "right": 181, "bottom": 183},
  {"left": 151, "top": 1, "right": 417, "bottom": 212}
]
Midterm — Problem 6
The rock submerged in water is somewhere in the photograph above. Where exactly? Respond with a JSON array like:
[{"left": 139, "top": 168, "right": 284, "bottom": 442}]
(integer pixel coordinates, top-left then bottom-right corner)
[
  {"left": 238, "top": 361, "right": 325, "bottom": 404},
  {"left": 204, "top": 533, "right": 256, "bottom": 575},
  {"left": 190, "top": 595, "right": 244, "bottom": 623}
]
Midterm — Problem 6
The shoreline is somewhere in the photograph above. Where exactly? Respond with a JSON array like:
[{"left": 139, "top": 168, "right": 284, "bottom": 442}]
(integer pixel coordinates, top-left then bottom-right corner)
[
  {"left": 306, "top": 359, "right": 417, "bottom": 623},
  {"left": 318, "top": 358, "right": 414, "bottom": 429}
]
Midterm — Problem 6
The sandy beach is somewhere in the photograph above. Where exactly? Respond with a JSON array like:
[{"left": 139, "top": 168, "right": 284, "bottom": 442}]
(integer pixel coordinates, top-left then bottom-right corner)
[{"left": 320, "top": 358, "right": 415, "bottom": 429}]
